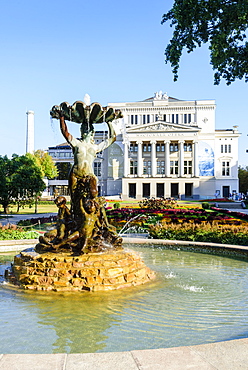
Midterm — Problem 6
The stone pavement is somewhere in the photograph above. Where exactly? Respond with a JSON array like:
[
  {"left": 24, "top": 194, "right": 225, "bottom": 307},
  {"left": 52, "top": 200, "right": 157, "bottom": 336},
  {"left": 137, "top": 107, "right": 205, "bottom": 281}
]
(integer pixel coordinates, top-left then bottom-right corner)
[
  {"left": 0, "top": 338, "right": 248, "bottom": 369},
  {"left": 0, "top": 213, "right": 57, "bottom": 226}
]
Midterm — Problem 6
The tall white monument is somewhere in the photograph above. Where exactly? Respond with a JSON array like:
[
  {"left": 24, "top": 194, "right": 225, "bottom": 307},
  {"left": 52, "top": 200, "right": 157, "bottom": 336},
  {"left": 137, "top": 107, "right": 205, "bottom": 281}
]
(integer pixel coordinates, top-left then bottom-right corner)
[{"left": 26, "top": 110, "right": 34, "bottom": 153}]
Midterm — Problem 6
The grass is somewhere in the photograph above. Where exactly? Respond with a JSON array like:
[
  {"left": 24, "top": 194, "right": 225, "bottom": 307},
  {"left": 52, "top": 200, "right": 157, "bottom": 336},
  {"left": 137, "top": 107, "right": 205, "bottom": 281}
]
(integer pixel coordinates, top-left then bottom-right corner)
[
  {"left": 0, "top": 203, "right": 58, "bottom": 215},
  {"left": 0, "top": 199, "right": 202, "bottom": 215}
]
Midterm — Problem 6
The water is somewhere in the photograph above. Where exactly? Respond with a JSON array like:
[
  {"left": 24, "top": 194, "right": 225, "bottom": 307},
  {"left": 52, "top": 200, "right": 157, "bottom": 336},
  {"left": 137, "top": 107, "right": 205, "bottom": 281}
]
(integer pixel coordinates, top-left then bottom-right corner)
[{"left": 1, "top": 245, "right": 248, "bottom": 354}]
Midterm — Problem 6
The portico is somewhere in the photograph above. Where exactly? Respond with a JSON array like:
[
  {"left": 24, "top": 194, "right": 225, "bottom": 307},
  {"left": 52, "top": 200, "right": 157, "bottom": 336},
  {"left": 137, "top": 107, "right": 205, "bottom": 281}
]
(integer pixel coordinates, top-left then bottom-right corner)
[{"left": 121, "top": 120, "right": 201, "bottom": 199}]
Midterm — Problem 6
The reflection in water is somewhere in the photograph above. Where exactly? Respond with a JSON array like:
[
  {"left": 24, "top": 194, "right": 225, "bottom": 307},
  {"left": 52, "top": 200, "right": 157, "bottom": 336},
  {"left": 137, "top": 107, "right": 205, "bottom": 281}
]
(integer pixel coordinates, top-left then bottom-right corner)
[{"left": 1, "top": 246, "right": 248, "bottom": 353}]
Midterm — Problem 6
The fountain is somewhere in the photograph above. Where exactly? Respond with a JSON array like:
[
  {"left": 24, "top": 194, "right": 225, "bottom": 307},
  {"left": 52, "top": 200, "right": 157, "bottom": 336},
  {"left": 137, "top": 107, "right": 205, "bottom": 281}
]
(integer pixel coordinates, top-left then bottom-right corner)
[
  {"left": 2, "top": 245, "right": 248, "bottom": 353},
  {"left": 6, "top": 98, "right": 155, "bottom": 292}
]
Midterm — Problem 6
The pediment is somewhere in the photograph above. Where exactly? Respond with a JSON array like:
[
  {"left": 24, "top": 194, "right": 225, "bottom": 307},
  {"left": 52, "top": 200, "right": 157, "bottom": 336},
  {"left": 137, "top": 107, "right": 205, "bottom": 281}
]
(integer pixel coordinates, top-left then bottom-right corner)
[{"left": 126, "top": 121, "right": 201, "bottom": 133}]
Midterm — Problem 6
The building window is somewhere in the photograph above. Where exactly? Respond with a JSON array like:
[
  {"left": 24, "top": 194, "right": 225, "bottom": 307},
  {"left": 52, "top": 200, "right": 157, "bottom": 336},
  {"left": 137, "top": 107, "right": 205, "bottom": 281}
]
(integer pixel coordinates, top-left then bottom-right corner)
[
  {"left": 221, "top": 144, "right": 231, "bottom": 153},
  {"left": 143, "top": 115, "right": 146, "bottom": 124},
  {"left": 184, "top": 114, "right": 191, "bottom": 124},
  {"left": 143, "top": 160, "right": 151, "bottom": 175},
  {"left": 130, "top": 115, "right": 138, "bottom": 124},
  {"left": 130, "top": 160, "right": 137, "bottom": 175},
  {"left": 184, "top": 161, "right": 192, "bottom": 175},
  {"left": 147, "top": 115, "right": 150, "bottom": 123},
  {"left": 170, "top": 161, "right": 178, "bottom": 175},
  {"left": 157, "top": 161, "right": 165, "bottom": 175},
  {"left": 172, "top": 114, "right": 179, "bottom": 124},
  {"left": 163, "top": 114, "right": 166, "bottom": 122},
  {"left": 170, "top": 142, "right": 178, "bottom": 153},
  {"left": 156, "top": 143, "right": 165, "bottom": 152},
  {"left": 94, "top": 162, "right": 101, "bottom": 177},
  {"left": 184, "top": 143, "right": 192, "bottom": 152},
  {"left": 222, "top": 161, "right": 230, "bottom": 176},
  {"left": 130, "top": 143, "right": 138, "bottom": 152},
  {"left": 52, "top": 185, "right": 70, "bottom": 196},
  {"left": 143, "top": 143, "right": 151, "bottom": 152}
]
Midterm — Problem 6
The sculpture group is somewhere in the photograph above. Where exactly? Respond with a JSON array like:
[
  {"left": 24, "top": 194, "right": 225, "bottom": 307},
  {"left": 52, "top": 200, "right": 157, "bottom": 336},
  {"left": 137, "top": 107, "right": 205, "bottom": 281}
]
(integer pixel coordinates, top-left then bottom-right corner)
[{"left": 37, "top": 100, "right": 123, "bottom": 254}]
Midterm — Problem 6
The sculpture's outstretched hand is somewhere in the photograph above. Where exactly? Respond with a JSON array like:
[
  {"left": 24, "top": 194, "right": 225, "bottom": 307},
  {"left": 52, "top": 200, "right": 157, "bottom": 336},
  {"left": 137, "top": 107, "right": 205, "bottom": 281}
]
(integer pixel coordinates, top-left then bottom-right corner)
[
  {"left": 50, "top": 105, "right": 61, "bottom": 119},
  {"left": 50, "top": 102, "right": 71, "bottom": 120}
]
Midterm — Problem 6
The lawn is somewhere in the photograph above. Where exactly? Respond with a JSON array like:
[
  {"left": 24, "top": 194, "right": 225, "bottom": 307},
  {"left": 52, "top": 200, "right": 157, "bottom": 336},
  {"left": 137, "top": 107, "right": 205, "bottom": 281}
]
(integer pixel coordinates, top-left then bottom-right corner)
[
  {"left": 0, "top": 198, "right": 202, "bottom": 215},
  {"left": 0, "top": 203, "right": 59, "bottom": 215}
]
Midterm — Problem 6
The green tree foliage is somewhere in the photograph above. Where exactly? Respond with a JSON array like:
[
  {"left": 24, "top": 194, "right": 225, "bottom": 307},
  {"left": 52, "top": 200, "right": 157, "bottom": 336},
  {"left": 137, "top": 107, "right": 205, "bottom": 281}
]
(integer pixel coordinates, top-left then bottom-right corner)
[
  {"left": 162, "top": 0, "right": 248, "bottom": 84},
  {"left": 238, "top": 165, "right": 248, "bottom": 194},
  {"left": 0, "top": 156, "right": 13, "bottom": 214},
  {"left": 55, "top": 162, "right": 72, "bottom": 180},
  {"left": 27, "top": 150, "right": 58, "bottom": 179},
  {"left": 0, "top": 154, "right": 46, "bottom": 213}
]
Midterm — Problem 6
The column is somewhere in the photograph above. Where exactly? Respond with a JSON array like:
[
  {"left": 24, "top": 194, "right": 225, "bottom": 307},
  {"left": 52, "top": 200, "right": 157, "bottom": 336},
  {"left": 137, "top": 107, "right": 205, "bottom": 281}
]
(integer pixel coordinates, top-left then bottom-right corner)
[
  {"left": 151, "top": 140, "right": 157, "bottom": 177},
  {"left": 193, "top": 141, "right": 199, "bottom": 177},
  {"left": 179, "top": 140, "right": 184, "bottom": 177},
  {"left": 164, "top": 140, "right": 170, "bottom": 177},
  {"left": 137, "top": 141, "right": 143, "bottom": 177},
  {"left": 123, "top": 141, "right": 129, "bottom": 177}
]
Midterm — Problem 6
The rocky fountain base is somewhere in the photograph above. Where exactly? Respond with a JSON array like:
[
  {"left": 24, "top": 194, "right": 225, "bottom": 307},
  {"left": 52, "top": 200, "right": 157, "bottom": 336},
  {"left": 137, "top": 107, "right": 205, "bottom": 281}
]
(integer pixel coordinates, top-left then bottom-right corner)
[{"left": 8, "top": 248, "right": 155, "bottom": 292}]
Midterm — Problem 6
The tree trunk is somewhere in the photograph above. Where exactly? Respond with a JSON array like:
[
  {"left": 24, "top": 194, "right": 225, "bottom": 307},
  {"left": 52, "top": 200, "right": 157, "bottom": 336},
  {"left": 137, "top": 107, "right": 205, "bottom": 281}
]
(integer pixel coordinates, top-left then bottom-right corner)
[
  {"left": 35, "top": 197, "right": 38, "bottom": 214},
  {"left": 3, "top": 205, "right": 9, "bottom": 214}
]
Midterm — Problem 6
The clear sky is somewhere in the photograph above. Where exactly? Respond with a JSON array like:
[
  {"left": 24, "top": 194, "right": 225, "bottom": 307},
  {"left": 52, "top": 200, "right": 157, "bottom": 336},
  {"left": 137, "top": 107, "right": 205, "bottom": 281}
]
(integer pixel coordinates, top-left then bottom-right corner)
[{"left": 1, "top": 0, "right": 247, "bottom": 166}]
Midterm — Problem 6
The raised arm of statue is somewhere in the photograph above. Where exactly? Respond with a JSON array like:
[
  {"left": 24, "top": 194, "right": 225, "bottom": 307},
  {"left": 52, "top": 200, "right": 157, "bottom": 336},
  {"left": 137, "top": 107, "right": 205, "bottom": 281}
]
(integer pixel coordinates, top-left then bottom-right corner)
[
  {"left": 96, "top": 121, "right": 116, "bottom": 153},
  {"left": 59, "top": 115, "right": 73, "bottom": 144}
]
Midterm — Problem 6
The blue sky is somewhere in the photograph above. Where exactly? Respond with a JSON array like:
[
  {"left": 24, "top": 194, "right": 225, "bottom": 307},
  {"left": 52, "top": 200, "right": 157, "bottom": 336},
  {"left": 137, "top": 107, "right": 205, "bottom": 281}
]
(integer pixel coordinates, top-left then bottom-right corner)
[{"left": 1, "top": 0, "right": 248, "bottom": 165}]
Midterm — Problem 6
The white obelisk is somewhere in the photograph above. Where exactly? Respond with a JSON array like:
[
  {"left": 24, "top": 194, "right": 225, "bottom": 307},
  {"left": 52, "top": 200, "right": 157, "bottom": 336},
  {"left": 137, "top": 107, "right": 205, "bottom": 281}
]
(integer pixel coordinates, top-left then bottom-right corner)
[{"left": 26, "top": 110, "right": 35, "bottom": 153}]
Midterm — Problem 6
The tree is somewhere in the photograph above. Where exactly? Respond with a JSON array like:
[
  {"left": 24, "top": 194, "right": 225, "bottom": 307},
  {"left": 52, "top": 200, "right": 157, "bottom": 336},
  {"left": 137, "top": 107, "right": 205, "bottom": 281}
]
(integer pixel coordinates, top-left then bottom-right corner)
[
  {"left": 0, "top": 155, "right": 13, "bottom": 214},
  {"left": 0, "top": 154, "right": 46, "bottom": 213},
  {"left": 27, "top": 150, "right": 58, "bottom": 179},
  {"left": 238, "top": 165, "right": 248, "bottom": 194},
  {"left": 162, "top": 0, "right": 248, "bottom": 85}
]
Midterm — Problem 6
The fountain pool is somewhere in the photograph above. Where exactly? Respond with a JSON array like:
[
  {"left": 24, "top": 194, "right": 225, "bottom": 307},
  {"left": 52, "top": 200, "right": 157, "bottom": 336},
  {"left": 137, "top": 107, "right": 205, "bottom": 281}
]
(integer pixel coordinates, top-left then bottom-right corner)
[{"left": 1, "top": 244, "right": 248, "bottom": 354}]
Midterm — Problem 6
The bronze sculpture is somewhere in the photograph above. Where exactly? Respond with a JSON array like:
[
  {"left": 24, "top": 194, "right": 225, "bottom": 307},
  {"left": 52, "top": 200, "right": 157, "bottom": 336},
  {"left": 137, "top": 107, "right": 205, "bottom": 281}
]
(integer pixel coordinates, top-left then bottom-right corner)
[
  {"left": 7, "top": 98, "right": 155, "bottom": 291},
  {"left": 37, "top": 100, "right": 123, "bottom": 254}
]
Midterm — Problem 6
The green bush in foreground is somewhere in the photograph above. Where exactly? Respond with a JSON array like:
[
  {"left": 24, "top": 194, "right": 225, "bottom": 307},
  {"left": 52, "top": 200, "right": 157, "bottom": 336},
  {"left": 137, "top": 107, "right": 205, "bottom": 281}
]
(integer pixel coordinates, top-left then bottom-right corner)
[
  {"left": 149, "top": 222, "right": 248, "bottom": 246},
  {"left": 0, "top": 226, "right": 39, "bottom": 240}
]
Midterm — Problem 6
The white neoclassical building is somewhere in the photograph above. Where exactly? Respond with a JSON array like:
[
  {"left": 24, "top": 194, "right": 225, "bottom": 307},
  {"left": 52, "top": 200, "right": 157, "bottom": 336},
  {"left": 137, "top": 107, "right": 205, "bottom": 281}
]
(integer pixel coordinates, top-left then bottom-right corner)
[{"left": 48, "top": 92, "right": 240, "bottom": 200}]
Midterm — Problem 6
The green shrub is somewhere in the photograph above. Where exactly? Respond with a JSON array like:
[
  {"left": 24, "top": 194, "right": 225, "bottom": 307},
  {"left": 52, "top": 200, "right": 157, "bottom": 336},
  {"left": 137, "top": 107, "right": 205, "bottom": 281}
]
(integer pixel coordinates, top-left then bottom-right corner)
[
  {"left": 148, "top": 222, "right": 248, "bottom": 246},
  {"left": 0, "top": 229, "right": 39, "bottom": 240},
  {"left": 139, "top": 197, "right": 177, "bottom": 210},
  {"left": 202, "top": 202, "right": 210, "bottom": 210},
  {"left": 113, "top": 202, "right": 121, "bottom": 209}
]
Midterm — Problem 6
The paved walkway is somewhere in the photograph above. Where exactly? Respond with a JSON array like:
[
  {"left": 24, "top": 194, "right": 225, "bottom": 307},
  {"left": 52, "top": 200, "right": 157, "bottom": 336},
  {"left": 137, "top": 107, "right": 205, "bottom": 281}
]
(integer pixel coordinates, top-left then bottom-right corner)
[
  {"left": 0, "top": 213, "right": 57, "bottom": 226},
  {"left": 0, "top": 338, "right": 248, "bottom": 369}
]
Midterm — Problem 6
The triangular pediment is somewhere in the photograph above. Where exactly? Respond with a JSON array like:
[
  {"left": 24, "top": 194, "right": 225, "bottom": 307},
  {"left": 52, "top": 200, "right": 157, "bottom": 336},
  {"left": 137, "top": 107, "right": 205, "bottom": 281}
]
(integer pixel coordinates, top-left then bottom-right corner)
[{"left": 126, "top": 121, "right": 201, "bottom": 133}]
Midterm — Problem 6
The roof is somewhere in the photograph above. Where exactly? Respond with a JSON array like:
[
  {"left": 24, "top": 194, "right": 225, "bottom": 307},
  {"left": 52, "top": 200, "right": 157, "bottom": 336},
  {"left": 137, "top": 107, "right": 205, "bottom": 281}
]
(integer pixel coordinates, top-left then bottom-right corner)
[{"left": 142, "top": 96, "right": 181, "bottom": 102}]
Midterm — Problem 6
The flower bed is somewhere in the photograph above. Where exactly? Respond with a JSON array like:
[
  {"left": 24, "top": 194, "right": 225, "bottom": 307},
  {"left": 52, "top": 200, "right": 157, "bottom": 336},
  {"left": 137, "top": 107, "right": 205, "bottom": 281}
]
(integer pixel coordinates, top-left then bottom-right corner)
[
  {"left": 17, "top": 215, "right": 57, "bottom": 226},
  {"left": 107, "top": 207, "right": 238, "bottom": 232}
]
